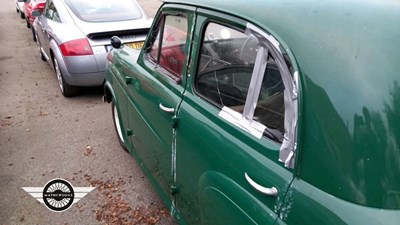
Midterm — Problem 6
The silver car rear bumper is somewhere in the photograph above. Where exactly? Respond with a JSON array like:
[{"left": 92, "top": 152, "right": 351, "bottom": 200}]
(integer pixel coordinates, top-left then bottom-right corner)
[
  {"left": 57, "top": 54, "right": 105, "bottom": 86},
  {"left": 62, "top": 70, "right": 105, "bottom": 87}
]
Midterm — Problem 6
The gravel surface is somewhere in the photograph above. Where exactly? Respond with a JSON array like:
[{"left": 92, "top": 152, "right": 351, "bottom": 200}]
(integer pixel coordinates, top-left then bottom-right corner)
[{"left": 0, "top": 0, "right": 174, "bottom": 224}]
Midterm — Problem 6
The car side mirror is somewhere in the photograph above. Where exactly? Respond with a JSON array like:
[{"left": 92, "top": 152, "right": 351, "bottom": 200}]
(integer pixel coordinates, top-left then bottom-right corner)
[
  {"left": 31, "top": 9, "right": 41, "bottom": 17},
  {"left": 110, "top": 36, "right": 122, "bottom": 49}
]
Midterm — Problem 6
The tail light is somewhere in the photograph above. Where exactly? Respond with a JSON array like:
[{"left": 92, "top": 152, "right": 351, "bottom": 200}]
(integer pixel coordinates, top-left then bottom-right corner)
[
  {"left": 33, "top": 3, "right": 45, "bottom": 10},
  {"left": 59, "top": 38, "right": 93, "bottom": 56}
]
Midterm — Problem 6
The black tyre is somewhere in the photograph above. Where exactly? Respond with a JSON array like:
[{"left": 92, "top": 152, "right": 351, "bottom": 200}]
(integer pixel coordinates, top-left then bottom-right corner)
[
  {"left": 26, "top": 19, "right": 30, "bottom": 28},
  {"left": 32, "top": 27, "right": 36, "bottom": 42},
  {"left": 20, "top": 12, "right": 25, "bottom": 19},
  {"left": 54, "top": 58, "right": 79, "bottom": 97},
  {"left": 111, "top": 100, "right": 128, "bottom": 152}
]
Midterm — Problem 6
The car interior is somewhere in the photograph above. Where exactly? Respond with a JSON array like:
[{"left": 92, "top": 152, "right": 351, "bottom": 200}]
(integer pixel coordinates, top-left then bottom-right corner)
[{"left": 195, "top": 36, "right": 285, "bottom": 136}]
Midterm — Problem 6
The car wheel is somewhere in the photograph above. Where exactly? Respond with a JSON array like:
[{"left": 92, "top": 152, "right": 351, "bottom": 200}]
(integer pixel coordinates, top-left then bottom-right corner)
[
  {"left": 112, "top": 100, "right": 128, "bottom": 152},
  {"left": 20, "top": 12, "right": 25, "bottom": 19},
  {"left": 54, "top": 58, "right": 79, "bottom": 97},
  {"left": 26, "top": 19, "right": 31, "bottom": 28},
  {"left": 32, "top": 27, "right": 36, "bottom": 42},
  {"left": 16, "top": 8, "right": 19, "bottom": 13}
]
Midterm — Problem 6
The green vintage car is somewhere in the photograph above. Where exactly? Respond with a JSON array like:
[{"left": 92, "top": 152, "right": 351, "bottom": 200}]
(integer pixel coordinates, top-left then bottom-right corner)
[{"left": 103, "top": 0, "right": 400, "bottom": 224}]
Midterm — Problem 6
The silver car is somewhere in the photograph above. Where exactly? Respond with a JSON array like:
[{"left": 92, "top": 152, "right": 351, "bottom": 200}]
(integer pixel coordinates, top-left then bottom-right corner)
[{"left": 32, "top": 0, "right": 152, "bottom": 97}]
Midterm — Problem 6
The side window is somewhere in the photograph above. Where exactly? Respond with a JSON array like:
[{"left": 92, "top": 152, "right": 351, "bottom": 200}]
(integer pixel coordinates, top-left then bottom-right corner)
[
  {"left": 194, "top": 22, "right": 285, "bottom": 138},
  {"left": 196, "top": 23, "right": 257, "bottom": 109},
  {"left": 253, "top": 57, "right": 285, "bottom": 132},
  {"left": 44, "top": 0, "right": 61, "bottom": 23},
  {"left": 44, "top": 0, "right": 53, "bottom": 19},
  {"left": 147, "top": 15, "right": 188, "bottom": 80}
]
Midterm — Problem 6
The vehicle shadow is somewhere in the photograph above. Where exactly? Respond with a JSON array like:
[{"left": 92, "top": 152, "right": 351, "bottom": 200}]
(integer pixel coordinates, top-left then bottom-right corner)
[{"left": 71, "top": 86, "right": 104, "bottom": 100}]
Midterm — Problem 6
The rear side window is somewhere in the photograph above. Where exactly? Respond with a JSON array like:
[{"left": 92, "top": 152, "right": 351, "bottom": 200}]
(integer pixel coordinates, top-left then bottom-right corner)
[
  {"left": 195, "top": 22, "right": 285, "bottom": 135},
  {"left": 44, "top": 0, "right": 61, "bottom": 23},
  {"left": 65, "top": 0, "right": 143, "bottom": 22},
  {"left": 147, "top": 15, "right": 188, "bottom": 81}
]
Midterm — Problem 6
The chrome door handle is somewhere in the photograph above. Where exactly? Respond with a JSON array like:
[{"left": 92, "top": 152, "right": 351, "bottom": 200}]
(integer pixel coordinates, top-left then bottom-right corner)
[
  {"left": 245, "top": 173, "right": 278, "bottom": 196},
  {"left": 159, "top": 103, "right": 175, "bottom": 113}
]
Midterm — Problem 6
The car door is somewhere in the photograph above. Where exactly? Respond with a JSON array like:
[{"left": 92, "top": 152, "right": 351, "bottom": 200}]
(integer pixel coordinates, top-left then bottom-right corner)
[
  {"left": 35, "top": 0, "right": 50, "bottom": 58},
  {"left": 174, "top": 9, "right": 296, "bottom": 225},
  {"left": 124, "top": 5, "right": 195, "bottom": 199},
  {"left": 39, "top": 0, "right": 61, "bottom": 60}
]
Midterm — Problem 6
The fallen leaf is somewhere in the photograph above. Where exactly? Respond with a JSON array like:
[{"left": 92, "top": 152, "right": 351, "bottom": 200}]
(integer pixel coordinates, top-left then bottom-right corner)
[
  {"left": 1, "top": 118, "right": 12, "bottom": 127},
  {"left": 84, "top": 145, "right": 93, "bottom": 156},
  {"left": 39, "top": 111, "right": 49, "bottom": 116}
]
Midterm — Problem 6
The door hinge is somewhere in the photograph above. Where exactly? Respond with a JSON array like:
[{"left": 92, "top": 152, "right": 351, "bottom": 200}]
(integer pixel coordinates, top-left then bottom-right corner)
[
  {"left": 126, "top": 129, "right": 133, "bottom": 136},
  {"left": 171, "top": 116, "right": 180, "bottom": 128},
  {"left": 170, "top": 185, "right": 180, "bottom": 195},
  {"left": 125, "top": 76, "right": 133, "bottom": 85}
]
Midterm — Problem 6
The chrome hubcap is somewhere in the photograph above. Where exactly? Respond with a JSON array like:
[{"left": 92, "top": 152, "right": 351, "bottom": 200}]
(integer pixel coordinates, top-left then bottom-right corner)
[{"left": 54, "top": 59, "right": 64, "bottom": 93}]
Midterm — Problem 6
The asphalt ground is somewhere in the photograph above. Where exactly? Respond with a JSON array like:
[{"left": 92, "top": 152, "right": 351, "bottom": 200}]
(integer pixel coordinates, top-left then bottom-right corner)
[{"left": 0, "top": 0, "right": 177, "bottom": 224}]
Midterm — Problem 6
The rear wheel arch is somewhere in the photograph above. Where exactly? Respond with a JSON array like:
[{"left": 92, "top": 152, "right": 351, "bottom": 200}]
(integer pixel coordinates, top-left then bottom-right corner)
[
  {"left": 111, "top": 96, "right": 128, "bottom": 151},
  {"left": 102, "top": 83, "right": 128, "bottom": 151},
  {"left": 103, "top": 83, "right": 113, "bottom": 103},
  {"left": 50, "top": 49, "right": 78, "bottom": 97},
  {"left": 49, "top": 39, "right": 60, "bottom": 69}
]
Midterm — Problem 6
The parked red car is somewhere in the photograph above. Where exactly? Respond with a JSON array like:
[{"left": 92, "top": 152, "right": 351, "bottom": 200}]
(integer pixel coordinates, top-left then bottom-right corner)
[{"left": 24, "top": 0, "right": 45, "bottom": 41}]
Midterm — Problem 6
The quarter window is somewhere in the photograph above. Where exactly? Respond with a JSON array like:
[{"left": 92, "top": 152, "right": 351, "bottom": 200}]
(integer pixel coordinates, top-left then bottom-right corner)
[
  {"left": 44, "top": 0, "right": 61, "bottom": 23},
  {"left": 195, "top": 22, "right": 285, "bottom": 139},
  {"left": 147, "top": 15, "right": 188, "bottom": 81}
]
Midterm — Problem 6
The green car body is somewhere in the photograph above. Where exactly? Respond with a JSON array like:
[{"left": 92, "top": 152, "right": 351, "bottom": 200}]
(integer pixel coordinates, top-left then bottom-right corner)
[{"left": 104, "top": 0, "right": 400, "bottom": 224}]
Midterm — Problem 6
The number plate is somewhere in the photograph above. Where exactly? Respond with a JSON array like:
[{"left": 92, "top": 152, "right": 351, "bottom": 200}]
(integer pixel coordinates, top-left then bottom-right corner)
[{"left": 125, "top": 41, "right": 144, "bottom": 49}]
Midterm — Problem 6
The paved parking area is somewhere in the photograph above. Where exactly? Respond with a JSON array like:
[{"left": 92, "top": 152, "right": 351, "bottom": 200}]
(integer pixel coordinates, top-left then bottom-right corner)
[
  {"left": 0, "top": 0, "right": 174, "bottom": 224},
  {"left": 137, "top": 0, "right": 162, "bottom": 17}
]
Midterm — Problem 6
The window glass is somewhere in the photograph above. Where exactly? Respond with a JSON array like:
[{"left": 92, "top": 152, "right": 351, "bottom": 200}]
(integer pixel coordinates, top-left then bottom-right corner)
[
  {"left": 65, "top": 0, "right": 142, "bottom": 22},
  {"left": 148, "top": 15, "right": 188, "bottom": 79},
  {"left": 44, "top": 0, "right": 53, "bottom": 19},
  {"left": 44, "top": 0, "right": 61, "bottom": 22},
  {"left": 195, "top": 22, "right": 285, "bottom": 135},
  {"left": 195, "top": 22, "right": 259, "bottom": 110},
  {"left": 254, "top": 57, "right": 285, "bottom": 132},
  {"left": 148, "top": 27, "right": 161, "bottom": 61}
]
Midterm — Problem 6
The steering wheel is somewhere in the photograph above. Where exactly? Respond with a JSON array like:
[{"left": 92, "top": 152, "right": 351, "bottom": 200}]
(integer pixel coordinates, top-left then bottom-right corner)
[{"left": 239, "top": 36, "right": 258, "bottom": 64}]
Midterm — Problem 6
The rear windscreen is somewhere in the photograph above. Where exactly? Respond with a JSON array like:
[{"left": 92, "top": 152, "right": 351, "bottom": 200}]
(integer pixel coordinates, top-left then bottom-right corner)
[{"left": 65, "top": 0, "right": 143, "bottom": 22}]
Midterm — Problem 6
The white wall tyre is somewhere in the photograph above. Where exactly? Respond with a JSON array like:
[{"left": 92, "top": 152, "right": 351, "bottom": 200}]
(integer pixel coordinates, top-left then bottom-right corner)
[{"left": 111, "top": 100, "right": 128, "bottom": 151}]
